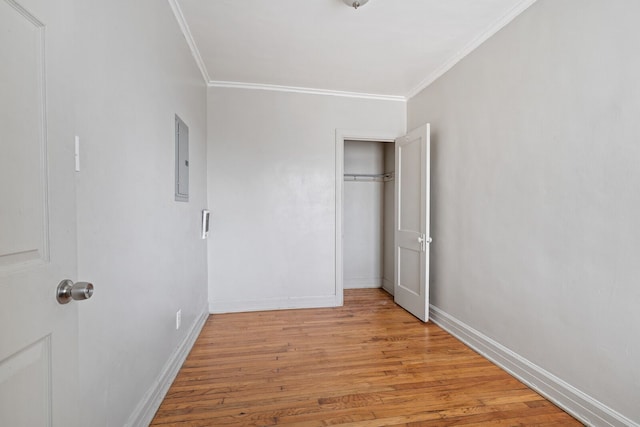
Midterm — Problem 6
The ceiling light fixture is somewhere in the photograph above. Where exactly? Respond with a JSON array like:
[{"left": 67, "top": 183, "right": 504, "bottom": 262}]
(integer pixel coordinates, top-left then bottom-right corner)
[{"left": 343, "top": 0, "right": 369, "bottom": 10}]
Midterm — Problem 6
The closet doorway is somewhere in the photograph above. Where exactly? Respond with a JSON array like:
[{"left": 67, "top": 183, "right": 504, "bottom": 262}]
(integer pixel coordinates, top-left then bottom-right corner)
[
  {"left": 335, "top": 125, "right": 431, "bottom": 322},
  {"left": 334, "top": 130, "right": 399, "bottom": 307},
  {"left": 343, "top": 139, "right": 395, "bottom": 293}
]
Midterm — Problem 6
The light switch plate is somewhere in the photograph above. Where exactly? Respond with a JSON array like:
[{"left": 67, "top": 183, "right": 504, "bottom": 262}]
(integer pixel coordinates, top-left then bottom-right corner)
[
  {"left": 75, "top": 136, "right": 80, "bottom": 172},
  {"left": 201, "top": 209, "right": 210, "bottom": 239}
]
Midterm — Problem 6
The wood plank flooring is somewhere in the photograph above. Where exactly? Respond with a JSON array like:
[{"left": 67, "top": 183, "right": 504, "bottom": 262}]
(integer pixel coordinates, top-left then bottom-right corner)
[{"left": 150, "top": 289, "right": 581, "bottom": 426}]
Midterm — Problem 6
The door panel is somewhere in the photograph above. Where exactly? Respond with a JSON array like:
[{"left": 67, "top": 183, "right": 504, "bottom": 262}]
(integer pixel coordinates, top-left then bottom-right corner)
[
  {"left": 398, "top": 248, "right": 420, "bottom": 294},
  {"left": 0, "top": 0, "right": 48, "bottom": 269},
  {"left": 0, "top": 337, "right": 51, "bottom": 426},
  {"left": 398, "top": 140, "right": 421, "bottom": 232},
  {"left": 394, "top": 124, "right": 431, "bottom": 322},
  {"left": 0, "top": 0, "right": 79, "bottom": 425}
]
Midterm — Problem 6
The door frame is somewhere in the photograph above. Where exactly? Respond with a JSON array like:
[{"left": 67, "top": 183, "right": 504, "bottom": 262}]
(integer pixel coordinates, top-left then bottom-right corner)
[{"left": 334, "top": 129, "right": 402, "bottom": 306}]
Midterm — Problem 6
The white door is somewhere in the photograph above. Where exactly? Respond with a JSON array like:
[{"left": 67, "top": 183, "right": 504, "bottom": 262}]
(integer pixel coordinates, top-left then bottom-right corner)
[
  {"left": 394, "top": 124, "right": 431, "bottom": 322},
  {"left": 1, "top": 0, "right": 81, "bottom": 425}
]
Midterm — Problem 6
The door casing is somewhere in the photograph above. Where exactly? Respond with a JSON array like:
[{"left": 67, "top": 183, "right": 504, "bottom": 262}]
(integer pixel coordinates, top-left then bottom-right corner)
[{"left": 335, "top": 129, "right": 401, "bottom": 306}]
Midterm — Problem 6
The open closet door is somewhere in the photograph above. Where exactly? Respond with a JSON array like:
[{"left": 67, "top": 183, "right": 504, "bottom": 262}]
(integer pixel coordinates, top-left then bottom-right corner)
[{"left": 394, "top": 124, "right": 431, "bottom": 322}]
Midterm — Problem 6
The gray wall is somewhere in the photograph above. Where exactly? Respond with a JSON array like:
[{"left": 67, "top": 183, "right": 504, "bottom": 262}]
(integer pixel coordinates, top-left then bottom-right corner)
[
  {"left": 74, "top": 0, "right": 208, "bottom": 425},
  {"left": 408, "top": 0, "right": 640, "bottom": 422},
  {"left": 207, "top": 87, "right": 405, "bottom": 312}
]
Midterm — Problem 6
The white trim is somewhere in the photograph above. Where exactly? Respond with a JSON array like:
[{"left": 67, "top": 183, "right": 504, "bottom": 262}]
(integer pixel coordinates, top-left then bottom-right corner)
[
  {"left": 209, "top": 81, "right": 406, "bottom": 102},
  {"left": 429, "top": 305, "right": 639, "bottom": 427},
  {"left": 335, "top": 131, "right": 344, "bottom": 307},
  {"left": 335, "top": 129, "right": 401, "bottom": 309},
  {"left": 125, "top": 307, "right": 209, "bottom": 427},
  {"left": 406, "top": 0, "right": 538, "bottom": 99},
  {"left": 210, "top": 295, "right": 338, "bottom": 314},
  {"left": 4, "top": 0, "right": 45, "bottom": 26},
  {"left": 344, "top": 278, "right": 382, "bottom": 289},
  {"left": 167, "top": 0, "right": 211, "bottom": 83}
]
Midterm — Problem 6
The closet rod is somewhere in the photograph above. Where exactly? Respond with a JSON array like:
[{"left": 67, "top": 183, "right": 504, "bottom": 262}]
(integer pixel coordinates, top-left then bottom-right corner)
[{"left": 344, "top": 172, "right": 394, "bottom": 182}]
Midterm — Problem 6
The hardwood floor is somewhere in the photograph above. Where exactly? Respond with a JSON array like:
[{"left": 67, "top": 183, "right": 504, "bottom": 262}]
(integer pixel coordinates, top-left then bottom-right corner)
[{"left": 150, "top": 289, "right": 581, "bottom": 426}]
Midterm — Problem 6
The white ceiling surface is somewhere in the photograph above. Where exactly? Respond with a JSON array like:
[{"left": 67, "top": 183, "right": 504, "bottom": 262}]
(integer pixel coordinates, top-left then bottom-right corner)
[{"left": 175, "top": 0, "right": 536, "bottom": 100}]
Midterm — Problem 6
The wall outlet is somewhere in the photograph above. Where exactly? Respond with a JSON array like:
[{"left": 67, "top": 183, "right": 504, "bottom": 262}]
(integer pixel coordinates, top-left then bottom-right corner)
[{"left": 176, "top": 309, "right": 181, "bottom": 330}]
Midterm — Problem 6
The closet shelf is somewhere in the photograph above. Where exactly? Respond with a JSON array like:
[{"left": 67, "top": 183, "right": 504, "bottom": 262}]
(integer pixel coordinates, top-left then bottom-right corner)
[{"left": 344, "top": 172, "right": 394, "bottom": 182}]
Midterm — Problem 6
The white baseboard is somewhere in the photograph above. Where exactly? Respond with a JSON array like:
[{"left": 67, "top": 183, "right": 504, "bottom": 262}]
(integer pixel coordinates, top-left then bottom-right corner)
[
  {"left": 344, "top": 277, "right": 382, "bottom": 289},
  {"left": 429, "top": 305, "right": 638, "bottom": 427},
  {"left": 209, "top": 295, "right": 339, "bottom": 314},
  {"left": 382, "top": 278, "right": 394, "bottom": 295},
  {"left": 125, "top": 307, "right": 209, "bottom": 427}
]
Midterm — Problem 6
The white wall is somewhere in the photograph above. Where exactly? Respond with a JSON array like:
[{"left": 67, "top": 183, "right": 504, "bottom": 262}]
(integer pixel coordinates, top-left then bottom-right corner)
[
  {"left": 344, "top": 140, "right": 385, "bottom": 288},
  {"left": 74, "top": 1, "right": 208, "bottom": 425},
  {"left": 207, "top": 87, "right": 405, "bottom": 312},
  {"left": 408, "top": 0, "right": 640, "bottom": 424}
]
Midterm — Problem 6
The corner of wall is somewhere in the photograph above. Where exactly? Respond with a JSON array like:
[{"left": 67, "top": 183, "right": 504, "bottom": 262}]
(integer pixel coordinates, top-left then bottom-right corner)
[
  {"left": 125, "top": 306, "right": 209, "bottom": 427},
  {"left": 429, "top": 305, "right": 639, "bottom": 427}
]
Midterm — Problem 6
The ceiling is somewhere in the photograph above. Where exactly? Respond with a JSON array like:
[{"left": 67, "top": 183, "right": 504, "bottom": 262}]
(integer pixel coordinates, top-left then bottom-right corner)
[{"left": 172, "top": 0, "right": 536, "bottom": 100}]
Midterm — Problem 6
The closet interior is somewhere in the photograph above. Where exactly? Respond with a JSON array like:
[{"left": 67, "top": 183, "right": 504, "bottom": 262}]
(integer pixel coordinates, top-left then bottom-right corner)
[{"left": 343, "top": 140, "right": 395, "bottom": 295}]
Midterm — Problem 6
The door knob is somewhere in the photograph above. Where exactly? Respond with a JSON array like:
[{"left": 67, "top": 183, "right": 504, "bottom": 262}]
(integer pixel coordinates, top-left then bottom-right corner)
[{"left": 56, "top": 279, "right": 94, "bottom": 304}]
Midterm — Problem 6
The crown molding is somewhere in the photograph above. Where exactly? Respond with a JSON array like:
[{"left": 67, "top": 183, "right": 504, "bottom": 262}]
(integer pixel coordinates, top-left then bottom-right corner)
[
  {"left": 209, "top": 80, "right": 407, "bottom": 102},
  {"left": 167, "top": 0, "right": 211, "bottom": 83},
  {"left": 170, "top": 0, "right": 537, "bottom": 103},
  {"left": 405, "top": 0, "right": 538, "bottom": 99}
]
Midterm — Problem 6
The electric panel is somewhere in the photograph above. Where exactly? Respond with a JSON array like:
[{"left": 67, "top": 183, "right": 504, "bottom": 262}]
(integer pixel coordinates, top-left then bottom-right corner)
[{"left": 175, "top": 115, "right": 189, "bottom": 202}]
